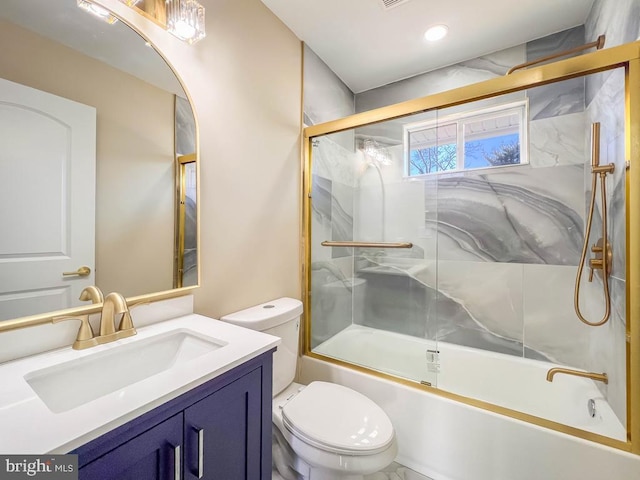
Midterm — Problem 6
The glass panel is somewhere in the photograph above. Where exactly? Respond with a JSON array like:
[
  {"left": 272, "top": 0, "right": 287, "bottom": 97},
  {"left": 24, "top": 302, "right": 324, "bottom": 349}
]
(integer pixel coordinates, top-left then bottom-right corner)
[
  {"left": 408, "top": 123, "right": 457, "bottom": 174},
  {"left": 308, "top": 67, "right": 627, "bottom": 443},
  {"left": 310, "top": 112, "right": 439, "bottom": 386}
]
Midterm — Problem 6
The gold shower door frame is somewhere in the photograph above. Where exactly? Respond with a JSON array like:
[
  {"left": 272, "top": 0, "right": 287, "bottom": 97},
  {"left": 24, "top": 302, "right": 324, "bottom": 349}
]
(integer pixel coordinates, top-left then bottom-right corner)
[
  {"left": 175, "top": 153, "right": 197, "bottom": 288},
  {"left": 301, "top": 41, "right": 640, "bottom": 454}
]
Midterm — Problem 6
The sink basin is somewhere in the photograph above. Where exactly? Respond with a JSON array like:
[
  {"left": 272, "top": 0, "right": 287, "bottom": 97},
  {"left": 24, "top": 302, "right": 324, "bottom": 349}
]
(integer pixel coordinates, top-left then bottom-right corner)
[{"left": 25, "top": 329, "right": 226, "bottom": 413}]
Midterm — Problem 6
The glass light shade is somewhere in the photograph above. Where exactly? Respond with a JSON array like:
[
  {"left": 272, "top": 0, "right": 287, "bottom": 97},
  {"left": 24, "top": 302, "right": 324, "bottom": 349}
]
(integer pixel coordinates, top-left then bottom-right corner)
[
  {"left": 77, "top": 0, "right": 118, "bottom": 24},
  {"left": 166, "top": 0, "right": 206, "bottom": 44},
  {"left": 119, "top": 0, "right": 143, "bottom": 6}
]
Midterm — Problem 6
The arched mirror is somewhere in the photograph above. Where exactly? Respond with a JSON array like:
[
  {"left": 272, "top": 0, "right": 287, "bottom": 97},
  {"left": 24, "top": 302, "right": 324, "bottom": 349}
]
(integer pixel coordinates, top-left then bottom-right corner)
[{"left": 0, "top": 0, "right": 198, "bottom": 322}]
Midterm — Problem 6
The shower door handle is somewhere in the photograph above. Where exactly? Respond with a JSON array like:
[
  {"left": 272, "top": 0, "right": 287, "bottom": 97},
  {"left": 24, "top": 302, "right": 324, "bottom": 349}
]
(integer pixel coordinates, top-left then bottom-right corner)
[{"left": 321, "top": 241, "right": 413, "bottom": 249}]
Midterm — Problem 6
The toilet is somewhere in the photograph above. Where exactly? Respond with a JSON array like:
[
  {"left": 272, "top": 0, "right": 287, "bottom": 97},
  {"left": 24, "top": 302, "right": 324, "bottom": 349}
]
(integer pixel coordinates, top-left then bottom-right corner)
[{"left": 221, "top": 297, "right": 397, "bottom": 480}]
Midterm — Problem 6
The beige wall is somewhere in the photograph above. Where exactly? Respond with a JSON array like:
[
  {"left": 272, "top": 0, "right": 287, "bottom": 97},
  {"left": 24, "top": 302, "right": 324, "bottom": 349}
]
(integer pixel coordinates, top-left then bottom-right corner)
[
  {"left": 98, "top": 0, "right": 303, "bottom": 317},
  {"left": 0, "top": 19, "right": 176, "bottom": 298}
]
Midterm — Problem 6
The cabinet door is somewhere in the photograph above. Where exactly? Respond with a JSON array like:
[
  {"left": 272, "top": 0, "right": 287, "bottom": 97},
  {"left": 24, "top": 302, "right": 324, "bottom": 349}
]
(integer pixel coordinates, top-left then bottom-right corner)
[
  {"left": 79, "top": 413, "right": 183, "bottom": 480},
  {"left": 184, "top": 369, "right": 263, "bottom": 480}
]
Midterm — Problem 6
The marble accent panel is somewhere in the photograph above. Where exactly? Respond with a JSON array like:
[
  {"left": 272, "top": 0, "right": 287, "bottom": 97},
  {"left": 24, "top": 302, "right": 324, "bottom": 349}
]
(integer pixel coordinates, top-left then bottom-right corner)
[
  {"left": 526, "top": 27, "right": 585, "bottom": 121},
  {"left": 310, "top": 174, "right": 333, "bottom": 264},
  {"left": 175, "top": 95, "right": 195, "bottom": 155},
  {"left": 529, "top": 112, "right": 586, "bottom": 167},
  {"left": 435, "top": 260, "right": 524, "bottom": 348},
  {"left": 355, "top": 259, "right": 548, "bottom": 360},
  {"left": 427, "top": 165, "right": 584, "bottom": 265},
  {"left": 311, "top": 174, "right": 354, "bottom": 260},
  {"left": 522, "top": 264, "right": 591, "bottom": 366}
]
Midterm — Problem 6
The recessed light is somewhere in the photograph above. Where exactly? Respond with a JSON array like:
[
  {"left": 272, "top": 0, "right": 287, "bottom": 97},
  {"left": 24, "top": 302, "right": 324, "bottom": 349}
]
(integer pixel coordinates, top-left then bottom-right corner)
[{"left": 424, "top": 24, "right": 449, "bottom": 42}]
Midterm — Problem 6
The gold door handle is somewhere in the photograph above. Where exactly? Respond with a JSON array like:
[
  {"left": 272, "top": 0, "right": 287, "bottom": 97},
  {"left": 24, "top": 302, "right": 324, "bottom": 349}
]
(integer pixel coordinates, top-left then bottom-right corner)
[{"left": 62, "top": 266, "right": 91, "bottom": 277}]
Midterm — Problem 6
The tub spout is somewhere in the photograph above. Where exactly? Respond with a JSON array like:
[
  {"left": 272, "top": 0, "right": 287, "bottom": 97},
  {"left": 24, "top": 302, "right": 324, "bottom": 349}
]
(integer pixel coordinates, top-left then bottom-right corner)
[{"left": 546, "top": 367, "right": 608, "bottom": 384}]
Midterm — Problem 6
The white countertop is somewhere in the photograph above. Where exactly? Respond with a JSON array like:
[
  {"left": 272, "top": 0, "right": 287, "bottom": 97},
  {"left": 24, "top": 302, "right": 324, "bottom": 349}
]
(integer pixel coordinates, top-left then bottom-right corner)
[{"left": 0, "top": 314, "right": 280, "bottom": 454}]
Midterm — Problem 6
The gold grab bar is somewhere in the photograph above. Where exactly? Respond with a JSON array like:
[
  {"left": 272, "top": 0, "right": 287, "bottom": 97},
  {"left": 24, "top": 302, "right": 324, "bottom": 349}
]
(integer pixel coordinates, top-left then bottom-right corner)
[
  {"left": 546, "top": 367, "right": 608, "bottom": 384},
  {"left": 507, "top": 35, "right": 605, "bottom": 75},
  {"left": 321, "top": 241, "right": 413, "bottom": 249},
  {"left": 574, "top": 123, "right": 615, "bottom": 327}
]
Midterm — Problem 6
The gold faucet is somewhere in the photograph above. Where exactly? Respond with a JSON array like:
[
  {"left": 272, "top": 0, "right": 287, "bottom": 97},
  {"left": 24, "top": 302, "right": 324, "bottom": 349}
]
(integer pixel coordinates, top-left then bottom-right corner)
[
  {"left": 546, "top": 367, "right": 608, "bottom": 384},
  {"left": 98, "top": 292, "right": 137, "bottom": 340},
  {"left": 52, "top": 290, "right": 137, "bottom": 350}
]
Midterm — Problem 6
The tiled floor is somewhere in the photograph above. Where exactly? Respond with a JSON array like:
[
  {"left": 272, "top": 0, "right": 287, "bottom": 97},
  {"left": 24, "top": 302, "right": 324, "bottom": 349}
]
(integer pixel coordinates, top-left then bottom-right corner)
[{"left": 272, "top": 462, "right": 433, "bottom": 479}]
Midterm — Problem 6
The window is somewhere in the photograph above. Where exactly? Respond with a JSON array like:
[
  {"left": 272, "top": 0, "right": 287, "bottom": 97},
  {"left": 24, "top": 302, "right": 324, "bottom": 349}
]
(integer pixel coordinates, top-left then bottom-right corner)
[{"left": 404, "top": 101, "right": 528, "bottom": 176}]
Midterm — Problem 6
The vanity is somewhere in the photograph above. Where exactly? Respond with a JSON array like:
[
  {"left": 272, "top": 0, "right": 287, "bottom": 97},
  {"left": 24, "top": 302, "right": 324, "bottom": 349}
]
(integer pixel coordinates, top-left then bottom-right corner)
[
  {"left": 0, "top": 312, "right": 279, "bottom": 480},
  {"left": 0, "top": 2, "right": 279, "bottom": 478}
]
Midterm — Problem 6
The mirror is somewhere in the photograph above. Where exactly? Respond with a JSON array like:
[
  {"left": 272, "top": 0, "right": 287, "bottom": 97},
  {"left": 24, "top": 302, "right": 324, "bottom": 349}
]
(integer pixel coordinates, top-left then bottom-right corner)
[{"left": 0, "top": 0, "right": 198, "bottom": 322}]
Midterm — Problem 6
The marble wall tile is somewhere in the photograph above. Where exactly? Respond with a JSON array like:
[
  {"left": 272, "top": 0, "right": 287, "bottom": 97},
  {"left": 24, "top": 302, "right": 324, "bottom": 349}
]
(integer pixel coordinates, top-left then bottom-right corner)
[
  {"left": 175, "top": 95, "right": 195, "bottom": 155},
  {"left": 585, "top": 0, "right": 640, "bottom": 105},
  {"left": 355, "top": 45, "right": 526, "bottom": 112},
  {"left": 303, "top": 45, "right": 355, "bottom": 150},
  {"left": 303, "top": 44, "right": 355, "bottom": 124},
  {"left": 586, "top": 276, "right": 627, "bottom": 427},
  {"left": 436, "top": 260, "right": 524, "bottom": 346},
  {"left": 586, "top": 0, "right": 640, "bottom": 49},
  {"left": 426, "top": 165, "right": 584, "bottom": 265},
  {"left": 522, "top": 264, "right": 591, "bottom": 366},
  {"left": 526, "top": 27, "right": 585, "bottom": 121},
  {"left": 529, "top": 112, "right": 586, "bottom": 167},
  {"left": 312, "top": 134, "right": 357, "bottom": 187},
  {"left": 526, "top": 26, "right": 585, "bottom": 63}
]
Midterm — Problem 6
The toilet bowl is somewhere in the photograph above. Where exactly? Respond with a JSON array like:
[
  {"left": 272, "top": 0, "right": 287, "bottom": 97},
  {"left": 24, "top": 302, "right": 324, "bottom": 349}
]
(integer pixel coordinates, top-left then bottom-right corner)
[{"left": 221, "top": 297, "right": 398, "bottom": 480}]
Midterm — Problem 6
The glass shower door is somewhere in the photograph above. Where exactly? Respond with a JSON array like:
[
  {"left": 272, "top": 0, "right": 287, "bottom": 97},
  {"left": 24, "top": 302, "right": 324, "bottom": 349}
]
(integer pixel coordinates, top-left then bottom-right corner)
[{"left": 309, "top": 122, "right": 439, "bottom": 387}]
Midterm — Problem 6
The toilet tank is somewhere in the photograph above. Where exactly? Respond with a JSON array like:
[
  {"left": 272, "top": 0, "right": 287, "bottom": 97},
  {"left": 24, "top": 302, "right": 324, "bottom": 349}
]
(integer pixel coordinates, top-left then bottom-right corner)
[{"left": 221, "top": 297, "right": 303, "bottom": 395}]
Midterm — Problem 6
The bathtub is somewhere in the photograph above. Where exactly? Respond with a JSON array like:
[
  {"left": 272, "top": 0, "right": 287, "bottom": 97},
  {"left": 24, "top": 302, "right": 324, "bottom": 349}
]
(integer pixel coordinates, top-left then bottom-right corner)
[
  {"left": 302, "top": 324, "right": 640, "bottom": 480},
  {"left": 313, "top": 324, "right": 626, "bottom": 441}
]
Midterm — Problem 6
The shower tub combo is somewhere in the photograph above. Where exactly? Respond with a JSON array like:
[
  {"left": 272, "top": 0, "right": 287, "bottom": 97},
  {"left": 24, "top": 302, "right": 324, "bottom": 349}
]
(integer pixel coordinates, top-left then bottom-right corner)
[{"left": 302, "top": 37, "right": 640, "bottom": 479}]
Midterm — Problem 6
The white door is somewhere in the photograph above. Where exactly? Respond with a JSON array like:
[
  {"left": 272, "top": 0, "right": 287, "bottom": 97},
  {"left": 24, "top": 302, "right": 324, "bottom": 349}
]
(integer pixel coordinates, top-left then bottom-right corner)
[{"left": 0, "top": 78, "right": 96, "bottom": 321}]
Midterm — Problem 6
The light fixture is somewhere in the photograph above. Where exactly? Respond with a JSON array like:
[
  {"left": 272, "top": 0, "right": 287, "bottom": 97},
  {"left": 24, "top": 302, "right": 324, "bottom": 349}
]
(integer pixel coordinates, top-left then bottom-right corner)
[
  {"left": 77, "top": 0, "right": 118, "bottom": 24},
  {"left": 424, "top": 24, "right": 449, "bottom": 42},
  {"left": 362, "top": 139, "right": 392, "bottom": 166},
  {"left": 166, "top": 0, "right": 206, "bottom": 45},
  {"left": 119, "top": 0, "right": 143, "bottom": 6}
]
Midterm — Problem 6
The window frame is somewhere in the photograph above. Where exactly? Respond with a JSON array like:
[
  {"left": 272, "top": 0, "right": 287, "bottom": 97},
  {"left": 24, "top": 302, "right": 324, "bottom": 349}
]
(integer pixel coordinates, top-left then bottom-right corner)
[{"left": 403, "top": 99, "right": 529, "bottom": 177}]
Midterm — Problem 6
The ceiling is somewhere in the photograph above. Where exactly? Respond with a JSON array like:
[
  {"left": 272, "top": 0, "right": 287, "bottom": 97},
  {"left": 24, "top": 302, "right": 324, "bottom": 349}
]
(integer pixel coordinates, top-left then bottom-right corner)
[{"left": 260, "top": 0, "right": 596, "bottom": 93}]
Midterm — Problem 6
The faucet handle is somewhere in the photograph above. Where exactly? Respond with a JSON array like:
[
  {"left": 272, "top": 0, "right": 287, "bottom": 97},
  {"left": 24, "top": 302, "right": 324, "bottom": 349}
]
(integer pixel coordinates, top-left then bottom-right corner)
[
  {"left": 52, "top": 314, "right": 98, "bottom": 350},
  {"left": 119, "top": 300, "right": 150, "bottom": 331},
  {"left": 79, "top": 286, "right": 104, "bottom": 304}
]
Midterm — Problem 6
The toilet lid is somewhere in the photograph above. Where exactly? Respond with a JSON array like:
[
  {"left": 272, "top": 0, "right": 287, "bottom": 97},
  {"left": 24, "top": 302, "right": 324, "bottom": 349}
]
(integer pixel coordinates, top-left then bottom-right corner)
[{"left": 281, "top": 382, "right": 394, "bottom": 454}]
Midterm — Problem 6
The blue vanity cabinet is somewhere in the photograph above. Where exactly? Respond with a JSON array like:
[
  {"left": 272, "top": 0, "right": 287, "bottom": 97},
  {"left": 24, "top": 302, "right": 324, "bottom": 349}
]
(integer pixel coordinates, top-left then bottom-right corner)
[
  {"left": 76, "top": 413, "right": 182, "bottom": 480},
  {"left": 74, "top": 350, "right": 274, "bottom": 480},
  {"left": 183, "top": 368, "right": 262, "bottom": 479}
]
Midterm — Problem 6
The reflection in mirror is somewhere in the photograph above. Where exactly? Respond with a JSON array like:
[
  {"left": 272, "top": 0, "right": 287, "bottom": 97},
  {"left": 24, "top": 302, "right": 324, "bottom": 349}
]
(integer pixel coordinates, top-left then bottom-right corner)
[{"left": 0, "top": 0, "right": 198, "bottom": 322}]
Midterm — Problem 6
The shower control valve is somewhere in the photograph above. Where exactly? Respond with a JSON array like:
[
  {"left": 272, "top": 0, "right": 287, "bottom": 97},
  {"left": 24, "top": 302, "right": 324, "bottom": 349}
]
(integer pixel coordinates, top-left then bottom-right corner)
[{"left": 587, "top": 238, "right": 612, "bottom": 281}]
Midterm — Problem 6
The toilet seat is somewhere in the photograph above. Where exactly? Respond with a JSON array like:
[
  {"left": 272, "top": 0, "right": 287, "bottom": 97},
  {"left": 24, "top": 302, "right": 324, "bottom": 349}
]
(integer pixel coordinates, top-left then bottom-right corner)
[{"left": 281, "top": 381, "right": 394, "bottom": 456}]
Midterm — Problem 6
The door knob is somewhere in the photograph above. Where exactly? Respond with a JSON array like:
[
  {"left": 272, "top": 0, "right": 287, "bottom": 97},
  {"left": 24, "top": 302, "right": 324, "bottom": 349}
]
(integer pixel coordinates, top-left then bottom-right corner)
[{"left": 62, "top": 266, "right": 91, "bottom": 277}]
